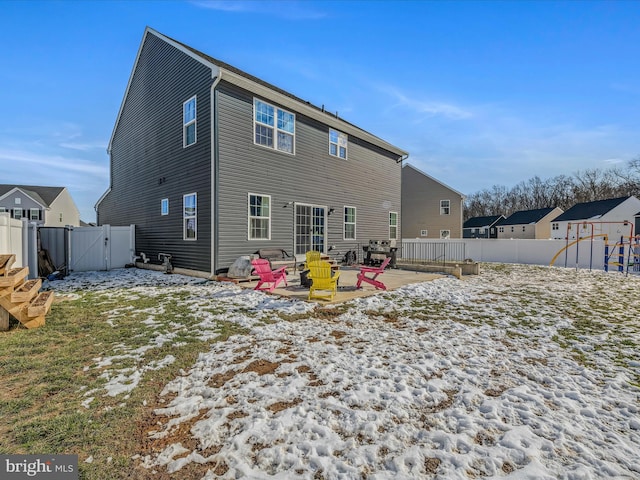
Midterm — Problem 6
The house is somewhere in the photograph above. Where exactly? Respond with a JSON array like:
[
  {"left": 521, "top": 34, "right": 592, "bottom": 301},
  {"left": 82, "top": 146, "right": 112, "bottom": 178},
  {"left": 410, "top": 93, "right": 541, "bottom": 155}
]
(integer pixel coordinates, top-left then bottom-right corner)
[
  {"left": 401, "top": 164, "right": 464, "bottom": 239},
  {"left": 96, "top": 27, "right": 408, "bottom": 277},
  {"left": 495, "top": 207, "right": 563, "bottom": 239},
  {"left": 0, "top": 185, "right": 80, "bottom": 227},
  {"left": 463, "top": 215, "right": 504, "bottom": 239},
  {"left": 550, "top": 196, "right": 640, "bottom": 241}
]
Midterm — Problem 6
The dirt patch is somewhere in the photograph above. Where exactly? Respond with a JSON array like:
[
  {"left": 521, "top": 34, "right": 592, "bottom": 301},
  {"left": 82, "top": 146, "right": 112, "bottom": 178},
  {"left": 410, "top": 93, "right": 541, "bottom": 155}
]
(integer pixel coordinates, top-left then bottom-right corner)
[
  {"left": 267, "top": 398, "right": 302, "bottom": 413},
  {"left": 330, "top": 330, "right": 346, "bottom": 340},
  {"left": 425, "top": 457, "right": 441, "bottom": 474},
  {"left": 242, "top": 359, "right": 280, "bottom": 376},
  {"left": 209, "top": 370, "right": 238, "bottom": 388},
  {"left": 426, "top": 389, "right": 457, "bottom": 413},
  {"left": 484, "top": 386, "right": 507, "bottom": 397}
]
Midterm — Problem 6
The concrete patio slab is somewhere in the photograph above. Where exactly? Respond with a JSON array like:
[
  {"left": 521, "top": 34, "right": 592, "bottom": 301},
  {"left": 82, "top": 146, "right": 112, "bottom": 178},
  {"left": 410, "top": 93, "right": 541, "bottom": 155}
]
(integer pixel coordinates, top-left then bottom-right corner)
[{"left": 236, "top": 267, "right": 445, "bottom": 304}]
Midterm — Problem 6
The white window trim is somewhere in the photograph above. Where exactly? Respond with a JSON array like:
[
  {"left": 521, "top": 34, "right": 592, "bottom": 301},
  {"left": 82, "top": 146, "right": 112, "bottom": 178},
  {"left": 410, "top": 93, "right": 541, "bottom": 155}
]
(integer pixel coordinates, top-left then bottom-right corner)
[
  {"left": 440, "top": 230, "right": 451, "bottom": 239},
  {"left": 29, "top": 208, "right": 39, "bottom": 221},
  {"left": 248, "top": 193, "right": 271, "bottom": 240},
  {"left": 183, "top": 193, "right": 197, "bottom": 241},
  {"left": 343, "top": 206, "right": 356, "bottom": 240},
  {"left": 440, "top": 199, "right": 450, "bottom": 215},
  {"left": 389, "top": 211, "right": 398, "bottom": 240},
  {"left": 329, "top": 129, "right": 348, "bottom": 159},
  {"left": 253, "top": 98, "right": 295, "bottom": 155},
  {"left": 12, "top": 208, "right": 22, "bottom": 220},
  {"left": 183, "top": 96, "right": 197, "bottom": 147},
  {"left": 15, "top": 198, "right": 21, "bottom": 205},
  {"left": 420, "top": 229, "right": 428, "bottom": 237},
  {"left": 161, "top": 198, "right": 169, "bottom": 216}
]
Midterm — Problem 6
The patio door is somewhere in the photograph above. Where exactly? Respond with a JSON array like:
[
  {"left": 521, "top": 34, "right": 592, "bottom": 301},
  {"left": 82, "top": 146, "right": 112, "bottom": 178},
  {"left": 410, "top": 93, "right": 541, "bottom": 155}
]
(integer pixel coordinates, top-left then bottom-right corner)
[{"left": 295, "top": 204, "right": 326, "bottom": 255}]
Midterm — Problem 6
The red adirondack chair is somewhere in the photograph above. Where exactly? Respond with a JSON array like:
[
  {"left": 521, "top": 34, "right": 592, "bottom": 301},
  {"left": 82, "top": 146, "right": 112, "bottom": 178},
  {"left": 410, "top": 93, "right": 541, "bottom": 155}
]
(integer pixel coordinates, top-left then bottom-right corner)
[
  {"left": 356, "top": 257, "right": 391, "bottom": 290},
  {"left": 251, "top": 258, "right": 288, "bottom": 292}
]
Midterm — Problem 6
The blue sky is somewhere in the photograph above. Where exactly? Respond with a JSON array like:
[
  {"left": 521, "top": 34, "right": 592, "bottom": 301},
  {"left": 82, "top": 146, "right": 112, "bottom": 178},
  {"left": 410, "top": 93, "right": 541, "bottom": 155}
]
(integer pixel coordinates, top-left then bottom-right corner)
[{"left": 1, "top": 0, "right": 640, "bottom": 222}]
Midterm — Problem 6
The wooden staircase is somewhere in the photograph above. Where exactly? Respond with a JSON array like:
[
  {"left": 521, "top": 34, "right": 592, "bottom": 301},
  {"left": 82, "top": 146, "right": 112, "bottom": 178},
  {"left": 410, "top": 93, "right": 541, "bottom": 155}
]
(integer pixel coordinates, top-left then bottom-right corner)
[{"left": 0, "top": 254, "right": 54, "bottom": 330}]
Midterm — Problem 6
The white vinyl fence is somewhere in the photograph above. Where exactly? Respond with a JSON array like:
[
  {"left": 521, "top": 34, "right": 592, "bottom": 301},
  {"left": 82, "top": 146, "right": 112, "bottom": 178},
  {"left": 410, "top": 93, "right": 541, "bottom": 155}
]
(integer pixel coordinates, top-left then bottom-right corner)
[
  {"left": 0, "top": 213, "right": 25, "bottom": 267},
  {"left": 20, "top": 223, "right": 136, "bottom": 278},
  {"left": 401, "top": 238, "right": 636, "bottom": 272}
]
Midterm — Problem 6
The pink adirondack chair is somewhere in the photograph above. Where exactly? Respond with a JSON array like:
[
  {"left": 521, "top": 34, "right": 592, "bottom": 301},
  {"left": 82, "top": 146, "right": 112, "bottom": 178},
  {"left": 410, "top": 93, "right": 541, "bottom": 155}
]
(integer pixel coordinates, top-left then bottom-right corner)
[
  {"left": 251, "top": 258, "right": 288, "bottom": 292},
  {"left": 356, "top": 257, "right": 391, "bottom": 290}
]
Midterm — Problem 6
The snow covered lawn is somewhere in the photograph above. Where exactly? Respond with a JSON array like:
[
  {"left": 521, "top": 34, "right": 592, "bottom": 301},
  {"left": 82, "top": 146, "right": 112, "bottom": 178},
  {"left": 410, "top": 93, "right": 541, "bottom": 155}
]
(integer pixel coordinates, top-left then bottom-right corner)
[{"left": 55, "top": 264, "right": 640, "bottom": 479}]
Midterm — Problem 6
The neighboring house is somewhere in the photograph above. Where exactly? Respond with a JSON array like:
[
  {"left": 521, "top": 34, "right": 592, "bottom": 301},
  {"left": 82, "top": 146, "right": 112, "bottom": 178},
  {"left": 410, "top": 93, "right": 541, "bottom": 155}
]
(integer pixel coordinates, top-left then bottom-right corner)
[
  {"left": 96, "top": 27, "right": 408, "bottom": 277},
  {"left": 401, "top": 164, "right": 464, "bottom": 239},
  {"left": 550, "top": 196, "right": 640, "bottom": 241},
  {"left": 496, "top": 207, "right": 563, "bottom": 239},
  {"left": 463, "top": 215, "right": 504, "bottom": 239},
  {"left": 0, "top": 185, "right": 81, "bottom": 227}
]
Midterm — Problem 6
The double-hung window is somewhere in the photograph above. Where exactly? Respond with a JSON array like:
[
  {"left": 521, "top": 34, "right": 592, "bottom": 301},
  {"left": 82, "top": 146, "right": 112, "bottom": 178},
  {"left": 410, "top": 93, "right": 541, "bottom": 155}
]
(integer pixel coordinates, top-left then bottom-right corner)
[
  {"left": 254, "top": 99, "right": 295, "bottom": 154},
  {"left": 12, "top": 208, "right": 22, "bottom": 220},
  {"left": 344, "top": 206, "right": 356, "bottom": 240},
  {"left": 440, "top": 199, "right": 450, "bottom": 215},
  {"left": 389, "top": 212, "right": 398, "bottom": 240},
  {"left": 183, "top": 193, "right": 197, "bottom": 240},
  {"left": 248, "top": 193, "right": 270, "bottom": 240},
  {"left": 329, "top": 129, "right": 347, "bottom": 159},
  {"left": 183, "top": 96, "right": 196, "bottom": 147},
  {"left": 29, "top": 208, "right": 39, "bottom": 221}
]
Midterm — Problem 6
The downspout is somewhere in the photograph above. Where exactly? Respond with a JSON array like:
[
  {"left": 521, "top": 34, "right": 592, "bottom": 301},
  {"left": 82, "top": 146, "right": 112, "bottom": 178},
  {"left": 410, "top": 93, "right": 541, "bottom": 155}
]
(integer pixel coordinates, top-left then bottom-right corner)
[{"left": 210, "top": 71, "right": 223, "bottom": 277}]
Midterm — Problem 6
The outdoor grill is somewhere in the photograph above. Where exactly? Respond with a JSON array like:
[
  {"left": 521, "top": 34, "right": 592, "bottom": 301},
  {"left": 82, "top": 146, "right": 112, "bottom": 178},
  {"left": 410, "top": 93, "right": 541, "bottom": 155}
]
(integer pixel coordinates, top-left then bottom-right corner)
[{"left": 363, "top": 240, "right": 397, "bottom": 267}]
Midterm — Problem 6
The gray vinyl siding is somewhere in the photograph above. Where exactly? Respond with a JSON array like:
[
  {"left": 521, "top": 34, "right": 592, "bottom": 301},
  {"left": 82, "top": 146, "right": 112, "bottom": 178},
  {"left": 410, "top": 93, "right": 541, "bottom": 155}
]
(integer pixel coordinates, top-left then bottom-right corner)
[
  {"left": 214, "top": 82, "right": 402, "bottom": 269},
  {"left": 98, "top": 32, "right": 212, "bottom": 272},
  {"left": 401, "top": 165, "right": 463, "bottom": 239}
]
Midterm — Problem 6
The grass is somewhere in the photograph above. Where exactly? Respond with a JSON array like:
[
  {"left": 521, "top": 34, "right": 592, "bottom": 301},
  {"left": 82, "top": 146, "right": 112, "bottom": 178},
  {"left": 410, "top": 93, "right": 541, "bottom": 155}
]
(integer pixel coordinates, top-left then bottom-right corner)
[
  {"left": 1, "top": 263, "right": 639, "bottom": 478},
  {"left": 0, "top": 287, "right": 248, "bottom": 479}
]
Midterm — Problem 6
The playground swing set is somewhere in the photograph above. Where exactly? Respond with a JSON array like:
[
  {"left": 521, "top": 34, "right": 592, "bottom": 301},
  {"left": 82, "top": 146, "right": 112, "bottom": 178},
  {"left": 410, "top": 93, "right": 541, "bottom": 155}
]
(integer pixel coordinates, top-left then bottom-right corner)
[{"left": 549, "top": 221, "right": 640, "bottom": 275}]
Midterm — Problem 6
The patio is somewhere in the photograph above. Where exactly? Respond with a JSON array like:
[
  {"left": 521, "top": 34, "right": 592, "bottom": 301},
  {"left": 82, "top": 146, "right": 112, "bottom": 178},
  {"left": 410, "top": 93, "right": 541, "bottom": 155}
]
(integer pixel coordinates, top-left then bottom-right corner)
[{"left": 239, "top": 266, "right": 444, "bottom": 303}]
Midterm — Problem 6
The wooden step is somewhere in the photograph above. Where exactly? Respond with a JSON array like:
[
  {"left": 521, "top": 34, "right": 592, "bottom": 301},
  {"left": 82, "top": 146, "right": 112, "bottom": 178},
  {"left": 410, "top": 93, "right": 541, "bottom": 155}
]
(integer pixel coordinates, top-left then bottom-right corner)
[
  {"left": 28, "top": 291, "right": 54, "bottom": 317},
  {"left": 0, "top": 267, "right": 29, "bottom": 287},
  {"left": 0, "top": 254, "right": 15, "bottom": 275},
  {"left": 12, "top": 279, "right": 42, "bottom": 303}
]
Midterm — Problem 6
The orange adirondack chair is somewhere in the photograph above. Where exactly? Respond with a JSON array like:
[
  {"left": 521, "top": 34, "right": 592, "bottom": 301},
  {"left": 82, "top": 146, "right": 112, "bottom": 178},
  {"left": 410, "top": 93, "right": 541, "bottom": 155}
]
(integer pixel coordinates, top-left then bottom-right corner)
[
  {"left": 356, "top": 257, "right": 391, "bottom": 290},
  {"left": 251, "top": 258, "right": 288, "bottom": 292}
]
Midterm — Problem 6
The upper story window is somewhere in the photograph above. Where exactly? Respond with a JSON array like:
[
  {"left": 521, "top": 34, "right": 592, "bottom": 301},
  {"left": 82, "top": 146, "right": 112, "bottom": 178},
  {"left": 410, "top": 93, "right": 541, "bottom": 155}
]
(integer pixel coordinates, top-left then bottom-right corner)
[
  {"left": 183, "top": 96, "right": 197, "bottom": 147},
  {"left": 12, "top": 208, "right": 22, "bottom": 220},
  {"left": 440, "top": 230, "right": 451, "bottom": 239},
  {"left": 344, "top": 206, "right": 356, "bottom": 240},
  {"left": 29, "top": 208, "right": 40, "bottom": 221},
  {"left": 440, "top": 199, "right": 450, "bottom": 215},
  {"left": 0, "top": 207, "right": 6, "bottom": 213},
  {"left": 499, "top": 226, "right": 504, "bottom": 233},
  {"left": 552, "top": 223, "right": 559, "bottom": 230},
  {"left": 161, "top": 198, "right": 169, "bottom": 216},
  {"left": 183, "top": 193, "right": 197, "bottom": 240},
  {"left": 254, "top": 99, "right": 295, "bottom": 154},
  {"left": 420, "top": 229, "right": 428, "bottom": 237},
  {"left": 329, "top": 129, "right": 347, "bottom": 159},
  {"left": 389, "top": 212, "right": 398, "bottom": 240},
  {"left": 248, "top": 193, "right": 271, "bottom": 240}
]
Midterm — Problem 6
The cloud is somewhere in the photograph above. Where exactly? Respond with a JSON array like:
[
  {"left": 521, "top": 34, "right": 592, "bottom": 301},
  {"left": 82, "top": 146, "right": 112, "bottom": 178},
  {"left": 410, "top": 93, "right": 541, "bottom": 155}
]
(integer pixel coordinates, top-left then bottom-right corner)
[
  {"left": 59, "top": 141, "right": 107, "bottom": 152},
  {"left": 190, "top": 0, "right": 327, "bottom": 19},
  {"left": 377, "top": 84, "right": 473, "bottom": 120},
  {"left": 0, "top": 148, "right": 108, "bottom": 177}
]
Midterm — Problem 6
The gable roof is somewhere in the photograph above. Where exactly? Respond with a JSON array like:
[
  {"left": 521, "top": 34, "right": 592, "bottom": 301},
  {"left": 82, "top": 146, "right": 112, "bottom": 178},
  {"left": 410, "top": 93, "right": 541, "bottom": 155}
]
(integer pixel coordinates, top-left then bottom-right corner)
[
  {"left": 402, "top": 163, "right": 465, "bottom": 198},
  {"left": 552, "top": 197, "right": 630, "bottom": 222},
  {"left": 0, "top": 185, "right": 65, "bottom": 207},
  {"left": 497, "top": 207, "right": 558, "bottom": 226},
  {"left": 463, "top": 215, "right": 504, "bottom": 229},
  {"left": 109, "top": 27, "right": 408, "bottom": 160}
]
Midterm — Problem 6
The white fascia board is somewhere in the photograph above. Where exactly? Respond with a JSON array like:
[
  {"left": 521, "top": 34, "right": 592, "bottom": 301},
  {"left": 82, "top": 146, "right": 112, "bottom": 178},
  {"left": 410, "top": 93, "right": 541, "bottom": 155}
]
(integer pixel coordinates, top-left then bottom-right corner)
[{"left": 220, "top": 69, "right": 408, "bottom": 159}]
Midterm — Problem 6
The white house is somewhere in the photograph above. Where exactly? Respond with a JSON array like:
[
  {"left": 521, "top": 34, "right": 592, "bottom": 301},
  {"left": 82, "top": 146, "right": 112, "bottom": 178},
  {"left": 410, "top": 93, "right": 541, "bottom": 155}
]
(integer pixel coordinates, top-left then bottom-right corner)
[{"left": 550, "top": 196, "right": 640, "bottom": 241}]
